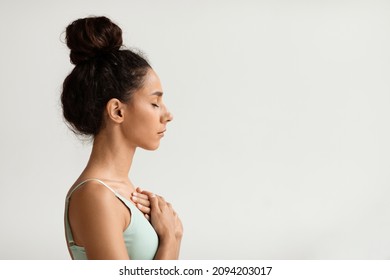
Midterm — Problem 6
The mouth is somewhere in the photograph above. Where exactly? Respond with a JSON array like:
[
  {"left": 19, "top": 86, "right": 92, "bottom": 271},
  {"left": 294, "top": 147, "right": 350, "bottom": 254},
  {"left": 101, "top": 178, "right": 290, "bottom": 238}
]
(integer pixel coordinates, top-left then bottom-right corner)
[{"left": 158, "top": 129, "right": 166, "bottom": 135}]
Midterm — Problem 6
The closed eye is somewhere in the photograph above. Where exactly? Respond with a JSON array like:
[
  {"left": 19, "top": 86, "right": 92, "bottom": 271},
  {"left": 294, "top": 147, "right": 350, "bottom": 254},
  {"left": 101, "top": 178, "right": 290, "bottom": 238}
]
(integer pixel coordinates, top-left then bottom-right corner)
[{"left": 152, "top": 103, "right": 160, "bottom": 108}]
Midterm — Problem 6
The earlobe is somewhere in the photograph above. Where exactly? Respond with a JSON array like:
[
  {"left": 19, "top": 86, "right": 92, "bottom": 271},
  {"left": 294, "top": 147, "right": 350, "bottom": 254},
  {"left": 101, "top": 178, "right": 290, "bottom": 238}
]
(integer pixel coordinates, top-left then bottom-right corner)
[{"left": 106, "top": 98, "right": 125, "bottom": 123}]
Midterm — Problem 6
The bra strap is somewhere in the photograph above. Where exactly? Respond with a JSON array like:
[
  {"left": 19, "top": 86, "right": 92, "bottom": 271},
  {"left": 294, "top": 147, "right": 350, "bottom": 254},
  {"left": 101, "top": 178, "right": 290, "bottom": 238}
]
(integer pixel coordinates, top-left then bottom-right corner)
[{"left": 66, "top": 178, "right": 116, "bottom": 201}]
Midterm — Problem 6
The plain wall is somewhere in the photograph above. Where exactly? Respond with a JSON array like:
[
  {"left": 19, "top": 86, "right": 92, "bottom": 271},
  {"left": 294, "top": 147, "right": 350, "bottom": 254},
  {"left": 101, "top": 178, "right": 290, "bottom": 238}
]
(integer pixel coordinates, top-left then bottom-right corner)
[{"left": 0, "top": 0, "right": 389, "bottom": 259}]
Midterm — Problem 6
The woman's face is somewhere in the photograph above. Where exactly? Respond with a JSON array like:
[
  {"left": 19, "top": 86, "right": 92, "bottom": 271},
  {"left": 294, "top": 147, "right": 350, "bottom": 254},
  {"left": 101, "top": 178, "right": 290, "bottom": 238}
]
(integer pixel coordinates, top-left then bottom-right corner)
[{"left": 122, "top": 68, "right": 173, "bottom": 150}]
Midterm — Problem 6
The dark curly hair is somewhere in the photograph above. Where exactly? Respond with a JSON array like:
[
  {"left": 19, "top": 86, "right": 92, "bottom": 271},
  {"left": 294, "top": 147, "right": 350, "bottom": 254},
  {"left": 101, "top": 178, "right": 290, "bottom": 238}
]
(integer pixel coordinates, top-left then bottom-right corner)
[{"left": 61, "top": 16, "right": 151, "bottom": 136}]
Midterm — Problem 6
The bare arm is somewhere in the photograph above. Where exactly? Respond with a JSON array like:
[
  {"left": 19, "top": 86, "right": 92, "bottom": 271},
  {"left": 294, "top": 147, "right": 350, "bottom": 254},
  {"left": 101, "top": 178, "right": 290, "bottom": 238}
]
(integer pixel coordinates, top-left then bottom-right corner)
[{"left": 68, "top": 182, "right": 130, "bottom": 260}]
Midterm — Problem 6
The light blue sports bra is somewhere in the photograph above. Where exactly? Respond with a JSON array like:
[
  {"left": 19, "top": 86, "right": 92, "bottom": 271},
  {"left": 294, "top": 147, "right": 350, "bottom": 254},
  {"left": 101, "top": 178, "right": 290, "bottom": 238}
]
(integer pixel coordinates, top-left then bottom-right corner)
[{"left": 64, "top": 178, "right": 158, "bottom": 260}]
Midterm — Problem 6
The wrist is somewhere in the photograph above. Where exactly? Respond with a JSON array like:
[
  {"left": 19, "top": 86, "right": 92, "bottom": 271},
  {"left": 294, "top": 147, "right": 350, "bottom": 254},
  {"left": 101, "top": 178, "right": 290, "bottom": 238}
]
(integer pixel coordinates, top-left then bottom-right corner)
[
  {"left": 155, "top": 237, "right": 179, "bottom": 260},
  {"left": 159, "top": 235, "right": 177, "bottom": 246}
]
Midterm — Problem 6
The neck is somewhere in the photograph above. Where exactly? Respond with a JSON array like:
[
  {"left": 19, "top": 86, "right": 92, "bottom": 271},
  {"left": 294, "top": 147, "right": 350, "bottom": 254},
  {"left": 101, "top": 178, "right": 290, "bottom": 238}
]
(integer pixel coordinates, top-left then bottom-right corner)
[{"left": 83, "top": 129, "right": 136, "bottom": 183}]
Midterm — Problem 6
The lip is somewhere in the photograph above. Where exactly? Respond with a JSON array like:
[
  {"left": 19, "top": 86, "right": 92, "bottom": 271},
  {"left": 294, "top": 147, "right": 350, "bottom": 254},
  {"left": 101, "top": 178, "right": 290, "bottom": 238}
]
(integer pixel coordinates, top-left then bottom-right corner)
[{"left": 158, "top": 129, "right": 166, "bottom": 135}]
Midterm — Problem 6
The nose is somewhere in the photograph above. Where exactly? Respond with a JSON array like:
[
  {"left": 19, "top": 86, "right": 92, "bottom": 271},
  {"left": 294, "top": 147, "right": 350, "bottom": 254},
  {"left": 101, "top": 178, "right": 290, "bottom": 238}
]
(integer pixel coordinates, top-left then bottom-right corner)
[
  {"left": 161, "top": 104, "right": 173, "bottom": 123},
  {"left": 166, "top": 111, "right": 173, "bottom": 122},
  {"left": 165, "top": 110, "right": 173, "bottom": 123}
]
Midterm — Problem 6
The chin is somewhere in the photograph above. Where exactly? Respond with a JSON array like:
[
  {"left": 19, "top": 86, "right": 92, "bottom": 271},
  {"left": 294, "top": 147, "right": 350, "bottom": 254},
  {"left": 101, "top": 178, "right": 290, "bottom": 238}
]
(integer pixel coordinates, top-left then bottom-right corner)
[{"left": 141, "top": 142, "right": 160, "bottom": 151}]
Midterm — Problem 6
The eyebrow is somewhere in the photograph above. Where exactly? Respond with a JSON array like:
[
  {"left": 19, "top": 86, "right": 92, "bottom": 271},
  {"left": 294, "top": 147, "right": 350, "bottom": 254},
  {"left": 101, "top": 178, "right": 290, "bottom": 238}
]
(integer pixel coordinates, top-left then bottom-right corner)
[{"left": 151, "top": 91, "right": 163, "bottom": 97}]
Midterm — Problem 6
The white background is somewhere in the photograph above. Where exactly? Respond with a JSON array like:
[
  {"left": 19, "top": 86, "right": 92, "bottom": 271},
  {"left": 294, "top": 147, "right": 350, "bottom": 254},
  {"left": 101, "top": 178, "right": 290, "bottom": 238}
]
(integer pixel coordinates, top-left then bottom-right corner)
[{"left": 0, "top": 0, "right": 389, "bottom": 259}]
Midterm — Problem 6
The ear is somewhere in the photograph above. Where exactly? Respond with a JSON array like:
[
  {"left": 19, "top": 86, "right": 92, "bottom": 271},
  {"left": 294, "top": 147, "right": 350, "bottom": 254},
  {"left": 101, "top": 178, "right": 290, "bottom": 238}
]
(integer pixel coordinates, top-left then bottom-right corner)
[{"left": 106, "top": 98, "right": 125, "bottom": 124}]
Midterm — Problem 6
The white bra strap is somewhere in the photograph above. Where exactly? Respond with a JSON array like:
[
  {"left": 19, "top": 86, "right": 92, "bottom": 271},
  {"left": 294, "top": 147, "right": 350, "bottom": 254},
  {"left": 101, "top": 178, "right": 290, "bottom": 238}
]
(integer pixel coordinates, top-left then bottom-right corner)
[{"left": 66, "top": 178, "right": 116, "bottom": 200}]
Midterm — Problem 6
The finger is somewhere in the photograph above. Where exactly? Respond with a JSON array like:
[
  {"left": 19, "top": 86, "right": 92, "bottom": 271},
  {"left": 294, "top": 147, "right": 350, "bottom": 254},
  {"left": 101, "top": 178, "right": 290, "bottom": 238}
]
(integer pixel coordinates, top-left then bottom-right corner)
[
  {"left": 137, "top": 187, "right": 154, "bottom": 196},
  {"left": 134, "top": 187, "right": 150, "bottom": 200},
  {"left": 157, "top": 195, "right": 167, "bottom": 210},
  {"left": 131, "top": 195, "right": 151, "bottom": 207},
  {"left": 132, "top": 192, "right": 150, "bottom": 201},
  {"left": 143, "top": 191, "right": 160, "bottom": 212},
  {"left": 139, "top": 189, "right": 154, "bottom": 197},
  {"left": 145, "top": 214, "right": 150, "bottom": 221},
  {"left": 136, "top": 203, "right": 151, "bottom": 214}
]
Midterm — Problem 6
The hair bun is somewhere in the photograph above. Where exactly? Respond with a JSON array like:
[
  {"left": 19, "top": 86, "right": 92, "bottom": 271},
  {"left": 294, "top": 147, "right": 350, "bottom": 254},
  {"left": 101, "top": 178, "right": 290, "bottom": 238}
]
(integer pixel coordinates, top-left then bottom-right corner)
[{"left": 65, "top": 16, "right": 123, "bottom": 65}]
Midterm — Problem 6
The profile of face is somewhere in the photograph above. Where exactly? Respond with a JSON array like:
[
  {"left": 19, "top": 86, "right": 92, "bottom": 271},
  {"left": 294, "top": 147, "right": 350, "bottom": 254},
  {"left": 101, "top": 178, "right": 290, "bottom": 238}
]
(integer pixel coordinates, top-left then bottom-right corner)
[{"left": 119, "top": 68, "right": 173, "bottom": 150}]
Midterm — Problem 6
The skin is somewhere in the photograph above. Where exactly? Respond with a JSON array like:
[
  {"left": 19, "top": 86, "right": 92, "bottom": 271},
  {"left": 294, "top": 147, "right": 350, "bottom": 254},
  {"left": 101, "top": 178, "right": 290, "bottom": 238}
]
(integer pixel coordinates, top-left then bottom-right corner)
[
  {"left": 132, "top": 187, "right": 152, "bottom": 221},
  {"left": 66, "top": 68, "right": 183, "bottom": 260}
]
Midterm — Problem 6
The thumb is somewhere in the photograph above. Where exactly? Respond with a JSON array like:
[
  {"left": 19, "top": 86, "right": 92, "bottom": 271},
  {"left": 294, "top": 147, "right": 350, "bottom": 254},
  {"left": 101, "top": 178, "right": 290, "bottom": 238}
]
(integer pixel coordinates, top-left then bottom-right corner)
[{"left": 143, "top": 190, "right": 160, "bottom": 212}]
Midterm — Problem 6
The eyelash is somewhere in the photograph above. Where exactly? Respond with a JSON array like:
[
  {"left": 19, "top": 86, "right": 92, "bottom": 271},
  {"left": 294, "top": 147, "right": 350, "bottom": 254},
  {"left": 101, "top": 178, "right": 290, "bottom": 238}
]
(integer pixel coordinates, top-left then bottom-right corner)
[{"left": 152, "top": 103, "right": 160, "bottom": 108}]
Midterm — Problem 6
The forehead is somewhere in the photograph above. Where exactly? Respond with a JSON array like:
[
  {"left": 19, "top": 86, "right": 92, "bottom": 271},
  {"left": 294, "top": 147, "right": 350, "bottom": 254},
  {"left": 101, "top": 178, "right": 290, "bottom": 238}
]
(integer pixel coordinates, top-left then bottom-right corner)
[{"left": 140, "top": 68, "right": 162, "bottom": 95}]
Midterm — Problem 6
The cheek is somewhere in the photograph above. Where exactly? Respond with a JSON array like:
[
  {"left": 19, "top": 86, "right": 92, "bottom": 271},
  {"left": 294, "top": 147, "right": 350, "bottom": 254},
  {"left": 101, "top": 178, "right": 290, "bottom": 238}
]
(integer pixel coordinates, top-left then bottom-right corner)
[
  {"left": 128, "top": 107, "right": 159, "bottom": 133},
  {"left": 140, "top": 110, "right": 159, "bottom": 129},
  {"left": 124, "top": 112, "right": 162, "bottom": 150}
]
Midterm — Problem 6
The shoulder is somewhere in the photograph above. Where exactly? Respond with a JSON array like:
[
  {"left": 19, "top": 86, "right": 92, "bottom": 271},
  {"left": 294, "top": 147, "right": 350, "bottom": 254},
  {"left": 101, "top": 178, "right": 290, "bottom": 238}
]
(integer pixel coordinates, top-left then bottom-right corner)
[
  {"left": 68, "top": 180, "right": 125, "bottom": 224},
  {"left": 68, "top": 180, "right": 129, "bottom": 232},
  {"left": 67, "top": 180, "right": 130, "bottom": 259},
  {"left": 69, "top": 180, "right": 116, "bottom": 205}
]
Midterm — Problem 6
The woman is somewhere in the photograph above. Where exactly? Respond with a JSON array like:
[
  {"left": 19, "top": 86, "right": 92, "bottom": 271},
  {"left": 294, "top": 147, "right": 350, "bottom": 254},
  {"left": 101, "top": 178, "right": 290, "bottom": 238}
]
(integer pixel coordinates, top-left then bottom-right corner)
[{"left": 62, "top": 16, "right": 182, "bottom": 260}]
